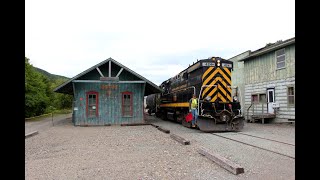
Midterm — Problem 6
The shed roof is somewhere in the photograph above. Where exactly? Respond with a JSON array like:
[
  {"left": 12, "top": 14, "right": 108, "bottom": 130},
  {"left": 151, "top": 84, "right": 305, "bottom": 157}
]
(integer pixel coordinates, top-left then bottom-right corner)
[
  {"left": 54, "top": 57, "right": 163, "bottom": 96},
  {"left": 238, "top": 37, "right": 295, "bottom": 62}
]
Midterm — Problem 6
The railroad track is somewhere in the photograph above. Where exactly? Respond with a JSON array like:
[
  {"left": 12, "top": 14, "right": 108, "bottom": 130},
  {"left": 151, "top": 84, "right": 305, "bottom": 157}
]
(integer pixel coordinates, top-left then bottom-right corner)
[
  {"left": 211, "top": 133, "right": 295, "bottom": 159},
  {"left": 237, "top": 132, "right": 295, "bottom": 146}
]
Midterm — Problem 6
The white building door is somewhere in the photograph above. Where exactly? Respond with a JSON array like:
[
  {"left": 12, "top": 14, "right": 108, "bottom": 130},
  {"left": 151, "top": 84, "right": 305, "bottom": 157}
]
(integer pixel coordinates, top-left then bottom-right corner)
[{"left": 267, "top": 88, "right": 275, "bottom": 114}]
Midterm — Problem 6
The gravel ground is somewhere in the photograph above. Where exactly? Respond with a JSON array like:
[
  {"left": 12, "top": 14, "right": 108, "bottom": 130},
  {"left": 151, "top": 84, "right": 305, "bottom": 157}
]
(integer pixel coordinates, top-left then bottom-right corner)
[
  {"left": 213, "top": 132, "right": 295, "bottom": 158},
  {"left": 240, "top": 123, "right": 295, "bottom": 145},
  {"left": 26, "top": 118, "right": 243, "bottom": 180},
  {"left": 145, "top": 115, "right": 295, "bottom": 180},
  {"left": 25, "top": 115, "right": 295, "bottom": 180}
]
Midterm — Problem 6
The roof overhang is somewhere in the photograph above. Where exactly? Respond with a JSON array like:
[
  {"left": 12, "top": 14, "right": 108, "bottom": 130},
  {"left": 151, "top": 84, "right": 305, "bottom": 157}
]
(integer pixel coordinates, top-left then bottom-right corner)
[
  {"left": 239, "top": 37, "right": 295, "bottom": 62},
  {"left": 54, "top": 58, "right": 163, "bottom": 96}
]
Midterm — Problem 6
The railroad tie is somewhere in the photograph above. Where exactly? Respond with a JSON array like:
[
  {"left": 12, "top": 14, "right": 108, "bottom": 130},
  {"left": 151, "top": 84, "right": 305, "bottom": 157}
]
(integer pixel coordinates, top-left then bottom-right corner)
[
  {"left": 25, "top": 131, "right": 39, "bottom": 139},
  {"left": 170, "top": 134, "right": 190, "bottom": 145},
  {"left": 198, "top": 147, "right": 244, "bottom": 175}
]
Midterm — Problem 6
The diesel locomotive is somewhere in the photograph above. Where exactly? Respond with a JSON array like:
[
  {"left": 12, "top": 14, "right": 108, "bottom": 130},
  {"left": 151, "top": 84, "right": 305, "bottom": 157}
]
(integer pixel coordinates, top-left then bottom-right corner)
[{"left": 146, "top": 57, "right": 245, "bottom": 132}]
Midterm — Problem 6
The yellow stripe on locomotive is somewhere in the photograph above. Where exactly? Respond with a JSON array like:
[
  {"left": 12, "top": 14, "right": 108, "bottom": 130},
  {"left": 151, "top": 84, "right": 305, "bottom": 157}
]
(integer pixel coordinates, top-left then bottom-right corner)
[{"left": 201, "top": 59, "right": 232, "bottom": 103}]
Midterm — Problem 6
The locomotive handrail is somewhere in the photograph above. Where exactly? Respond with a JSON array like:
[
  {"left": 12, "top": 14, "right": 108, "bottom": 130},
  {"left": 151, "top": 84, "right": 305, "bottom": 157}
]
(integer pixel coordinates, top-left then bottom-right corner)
[
  {"left": 247, "top": 103, "right": 253, "bottom": 121},
  {"left": 227, "top": 86, "right": 243, "bottom": 116}
]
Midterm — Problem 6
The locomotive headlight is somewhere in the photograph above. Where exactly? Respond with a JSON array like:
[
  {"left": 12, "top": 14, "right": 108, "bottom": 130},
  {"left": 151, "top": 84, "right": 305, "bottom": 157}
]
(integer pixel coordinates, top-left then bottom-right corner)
[
  {"left": 233, "top": 96, "right": 238, "bottom": 102},
  {"left": 217, "top": 60, "right": 220, "bottom": 66}
]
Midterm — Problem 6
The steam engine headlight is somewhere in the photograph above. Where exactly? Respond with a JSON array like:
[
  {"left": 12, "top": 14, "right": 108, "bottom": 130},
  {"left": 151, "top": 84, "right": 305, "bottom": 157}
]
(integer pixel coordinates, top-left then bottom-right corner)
[{"left": 233, "top": 96, "right": 238, "bottom": 102}]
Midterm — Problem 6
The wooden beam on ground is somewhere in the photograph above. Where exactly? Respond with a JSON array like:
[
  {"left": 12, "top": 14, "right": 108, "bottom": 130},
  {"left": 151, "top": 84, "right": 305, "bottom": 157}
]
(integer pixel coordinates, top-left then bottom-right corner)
[
  {"left": 198, "top": 147, "right": 244, "bottom": 175},
  {"left": 25, "top": 131, "right": 38, "bottom": 139},
  {"left": 157, "top": 126, "right": 170, "bottom": 134},
  {"left": 121, "top": 123, "right": 151, "bottom": 126},
  {"left": 150, "top": 124, "right": 159, "bottom": 128},
  {"left": 170, "top": 133, "right": 190, "bottom": 145}
]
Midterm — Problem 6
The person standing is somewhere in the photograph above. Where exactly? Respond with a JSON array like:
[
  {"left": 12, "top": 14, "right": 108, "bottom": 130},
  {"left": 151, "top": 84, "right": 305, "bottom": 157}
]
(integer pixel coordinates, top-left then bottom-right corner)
[{"left": 189, "top": 94, "right": 198, "bottom": 128}]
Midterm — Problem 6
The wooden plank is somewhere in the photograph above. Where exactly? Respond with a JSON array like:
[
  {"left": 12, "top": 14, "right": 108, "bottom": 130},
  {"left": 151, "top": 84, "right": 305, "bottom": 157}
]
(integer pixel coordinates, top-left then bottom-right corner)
[
  {"left": 170, "top": 134, "right": 190, "bottom": 145},
  {"left": 96, "top": 67, "right": 104, "bottom": 77},
  {"left": 25, "top": 131, "right": 38, "bottom": 139},
  {"left": 109, "top": 60, "right": 111, "bottom": 77},
  {"left": 116, "top": 68, "right": 124, "bottom": 77},
  {"left": 198, "top": 147, "right": 244, "bottom": 175},
  {"left": 157, "top": 126, "right": 170, "bottom": 134},
  {"left": 150, "top": 124, "right": 159, "bottom": 128}
]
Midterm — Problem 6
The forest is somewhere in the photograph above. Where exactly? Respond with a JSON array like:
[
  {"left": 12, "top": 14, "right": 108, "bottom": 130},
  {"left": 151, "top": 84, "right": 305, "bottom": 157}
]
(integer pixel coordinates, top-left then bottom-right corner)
[{"left": 25, "top": 57, "right": 73, "bottom": 118}]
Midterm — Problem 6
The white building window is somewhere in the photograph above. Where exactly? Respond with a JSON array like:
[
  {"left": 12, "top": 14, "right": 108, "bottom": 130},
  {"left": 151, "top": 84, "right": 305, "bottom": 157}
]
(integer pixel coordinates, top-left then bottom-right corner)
[{"left": 276, "top": 48, "right": 285, "bottom": 69}]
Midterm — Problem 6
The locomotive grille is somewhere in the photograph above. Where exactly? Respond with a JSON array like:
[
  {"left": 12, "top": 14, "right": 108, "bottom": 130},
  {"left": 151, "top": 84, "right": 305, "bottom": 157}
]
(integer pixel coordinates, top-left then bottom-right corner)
[{"left": 201, "top": 67, "right": 232, "bottom": 102}]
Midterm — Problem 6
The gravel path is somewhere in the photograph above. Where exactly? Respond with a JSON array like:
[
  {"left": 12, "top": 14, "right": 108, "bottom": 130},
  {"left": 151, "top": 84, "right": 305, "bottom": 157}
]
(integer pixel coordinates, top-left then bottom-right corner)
[{"left": 25, "top": 113, "right": 72, "bottom": 134}]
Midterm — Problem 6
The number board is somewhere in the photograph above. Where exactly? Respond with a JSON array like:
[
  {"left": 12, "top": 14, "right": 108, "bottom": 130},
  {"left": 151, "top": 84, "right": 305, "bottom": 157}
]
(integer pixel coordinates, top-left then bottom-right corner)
[
  {"left": 222, "top": 63, "right": 232, "bottom": 68},
  {"left": 202, "top": 62, "right": 215, "bottom": 67}
]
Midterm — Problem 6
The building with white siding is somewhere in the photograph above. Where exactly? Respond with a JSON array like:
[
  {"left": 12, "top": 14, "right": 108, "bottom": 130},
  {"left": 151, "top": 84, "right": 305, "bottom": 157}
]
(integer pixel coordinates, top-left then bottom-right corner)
[{"left": 229, "top": 37, "right": 295, "bottom": 123}]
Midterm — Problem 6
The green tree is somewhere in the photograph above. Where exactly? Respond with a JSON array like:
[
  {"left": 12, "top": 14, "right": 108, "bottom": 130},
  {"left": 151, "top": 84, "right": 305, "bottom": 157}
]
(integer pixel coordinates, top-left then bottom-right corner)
[
  {"left": 25, "top": 57, "right": 50, "bottom": 117},
  {"left": 50, "top": 78, "right": 73, "bottom": 110}
]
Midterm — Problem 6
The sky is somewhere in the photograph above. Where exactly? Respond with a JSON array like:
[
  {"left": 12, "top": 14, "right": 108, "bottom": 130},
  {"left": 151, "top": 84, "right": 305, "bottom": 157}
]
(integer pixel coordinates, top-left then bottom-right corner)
[{"left": 25, "top": 0, "right": 295, "bottom": 86}]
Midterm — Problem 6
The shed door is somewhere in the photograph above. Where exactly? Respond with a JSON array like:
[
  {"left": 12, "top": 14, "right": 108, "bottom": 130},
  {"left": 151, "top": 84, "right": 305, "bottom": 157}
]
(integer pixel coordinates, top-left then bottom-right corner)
[{"left": 267, "top": 88, "right": 275, "bottom": 114}]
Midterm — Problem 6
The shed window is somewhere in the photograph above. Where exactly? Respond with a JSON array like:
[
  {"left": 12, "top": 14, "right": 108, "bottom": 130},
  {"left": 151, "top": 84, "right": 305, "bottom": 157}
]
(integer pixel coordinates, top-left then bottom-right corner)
[
  {"left": 259, "top": 94, "right": 266, "bottom": 103},
  {"left": 276, "top": 48, "right": 285, "bottom": 69},
  {"left": 288, "top": 86, "right": 295, "bottom": 106},
  {"left": 86, "top": 91, "right": 99, "bottom": 117},
  {"left": 252, "top": 94, "right": 266, "bottom": 104},
  {"left": 251, "top": 94, "right": 258, "bottom": 104},
  {"left": 122, "top": 92, "right": 133, "bottom": 116}
]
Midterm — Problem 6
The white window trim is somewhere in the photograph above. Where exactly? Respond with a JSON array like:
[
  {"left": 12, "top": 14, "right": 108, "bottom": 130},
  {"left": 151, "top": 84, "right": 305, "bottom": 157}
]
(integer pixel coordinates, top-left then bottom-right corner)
[{"left": 275, "top": 48, "right": 286, "bottom": 70}]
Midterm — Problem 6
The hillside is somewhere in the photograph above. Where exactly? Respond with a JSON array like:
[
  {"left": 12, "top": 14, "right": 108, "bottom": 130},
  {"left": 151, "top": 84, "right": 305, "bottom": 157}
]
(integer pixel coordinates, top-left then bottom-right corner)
[{"left": 34, "top": 67, "right": 70, "bottom": 81}]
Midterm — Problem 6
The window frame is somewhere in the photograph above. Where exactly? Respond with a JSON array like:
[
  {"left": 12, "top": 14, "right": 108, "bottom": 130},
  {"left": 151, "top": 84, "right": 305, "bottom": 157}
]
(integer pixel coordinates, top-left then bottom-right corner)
[
  {"left": 275, "top": 48, "right": 286, "bottom": 70},
  {"left": 259, "top": 93, "right": 267, "bottom": 103},
  {"left": 122, "top": 91, "right": 133, "bottom": 117},
  {"left": 251, "top": 94, "right": 259, "bottom": 104},
  {"left": 86, "top": 91, "right": 99, "bottom": 117},
  {"left": 287, "top": 86, "right": 295, "bottom": 107},
  {"left": 251, "top": 93, "right": 267, "bottom": 104}
]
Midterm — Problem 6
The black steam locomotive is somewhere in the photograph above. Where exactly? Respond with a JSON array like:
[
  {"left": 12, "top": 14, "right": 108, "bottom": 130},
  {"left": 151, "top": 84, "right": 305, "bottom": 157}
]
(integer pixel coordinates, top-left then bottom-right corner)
[{"left": 146, "top": 57, "right": 244, "bottom": 132}]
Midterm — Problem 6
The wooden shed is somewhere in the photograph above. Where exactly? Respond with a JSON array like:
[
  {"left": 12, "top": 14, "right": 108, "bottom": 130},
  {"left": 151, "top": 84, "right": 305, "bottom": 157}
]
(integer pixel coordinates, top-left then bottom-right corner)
[
  {"left": 230, "top": 37, "right": 295, "bottom": 123},
  {"left": 54, "top": 58, "right": 162, "bottom": 126}
]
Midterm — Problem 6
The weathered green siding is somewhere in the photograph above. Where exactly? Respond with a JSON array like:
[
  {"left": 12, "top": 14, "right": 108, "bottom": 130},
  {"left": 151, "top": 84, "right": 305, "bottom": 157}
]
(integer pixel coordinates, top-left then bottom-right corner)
[
  {"left": 73, "top": 82, "right": 145, "bottom": 125},
  {"left": 243, "top": 43, "right": 295, "bottom": 122},
  {"left": 244, "top": 44, "right": 295, "bottom": 84},
  {"left": 229, "top": 51, "right": 250, "bottom": 113}
]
